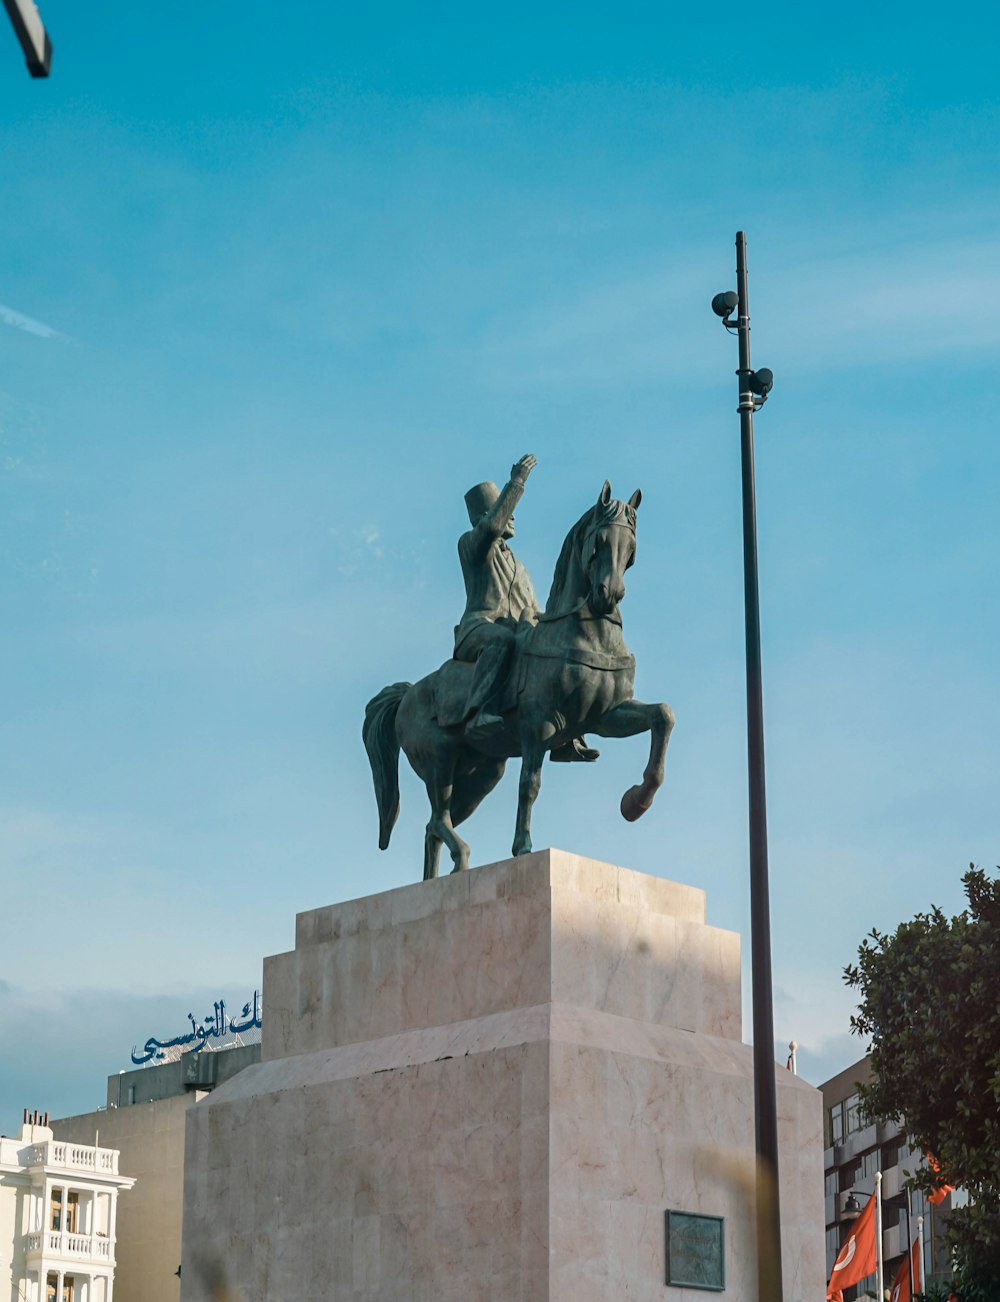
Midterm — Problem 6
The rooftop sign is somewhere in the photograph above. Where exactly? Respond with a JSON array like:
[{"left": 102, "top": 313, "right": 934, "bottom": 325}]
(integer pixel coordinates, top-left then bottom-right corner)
[{"left": 131, "top": 991, "right": 262, "bottom": 1065}]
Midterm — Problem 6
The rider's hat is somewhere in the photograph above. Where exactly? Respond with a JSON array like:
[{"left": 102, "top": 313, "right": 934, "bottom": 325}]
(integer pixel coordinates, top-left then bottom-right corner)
[{"left": 464, "top": 481, "right": 499, "bottom": 525}]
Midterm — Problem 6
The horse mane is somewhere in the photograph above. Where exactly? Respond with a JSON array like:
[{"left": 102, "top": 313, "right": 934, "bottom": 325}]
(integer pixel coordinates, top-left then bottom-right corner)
[{"left": 544, "top": 498, "right": 636, "bottom": 616}]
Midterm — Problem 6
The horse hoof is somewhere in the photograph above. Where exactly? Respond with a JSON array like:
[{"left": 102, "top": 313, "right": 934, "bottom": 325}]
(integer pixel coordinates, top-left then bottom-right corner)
[
  {"left": 511, "top": 838, "right": 532, "bottom": 857},
  {"left": 621, "top": 785, "right": 651, "bottom": 822}
]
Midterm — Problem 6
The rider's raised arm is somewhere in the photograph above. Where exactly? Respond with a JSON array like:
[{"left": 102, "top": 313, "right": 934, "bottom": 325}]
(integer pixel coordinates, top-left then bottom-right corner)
[{"left": 473, "top": 454, "right": 537, "bottom": 548}]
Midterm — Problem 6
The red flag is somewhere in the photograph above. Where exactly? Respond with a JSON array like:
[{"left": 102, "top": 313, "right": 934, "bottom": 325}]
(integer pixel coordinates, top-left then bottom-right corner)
[
  {"left": 827, "top": 1195, "right": 877, "bottom": 1298},
  {"left": 926, "top": 1152, "right": 955, "bottom": 1206},
  {"left": 888, "top": 1237, "right": 920, "bottom": 1302}
]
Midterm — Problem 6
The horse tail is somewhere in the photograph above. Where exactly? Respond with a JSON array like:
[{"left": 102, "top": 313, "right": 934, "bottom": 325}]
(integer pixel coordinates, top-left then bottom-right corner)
[{"left": 363, "top": 683, "right": 411, "bottom": 850}]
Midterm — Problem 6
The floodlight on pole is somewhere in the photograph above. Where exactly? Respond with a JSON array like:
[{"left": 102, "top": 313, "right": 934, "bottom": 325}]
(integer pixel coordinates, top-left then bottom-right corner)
[{"left": 3, "top": 0, "right": 51, "bottom": 77}]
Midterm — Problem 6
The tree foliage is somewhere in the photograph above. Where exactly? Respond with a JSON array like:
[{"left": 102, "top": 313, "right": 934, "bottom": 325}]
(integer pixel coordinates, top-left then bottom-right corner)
[{"left": 844, "top": 866, "right": 1000, "bottom": 1298}]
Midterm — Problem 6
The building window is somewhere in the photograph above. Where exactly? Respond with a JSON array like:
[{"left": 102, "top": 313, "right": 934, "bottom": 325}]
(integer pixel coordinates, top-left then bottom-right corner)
[
  {"left": 840, "top": 1161, "right": 861, "bottom": 1192},
  {"left": 45, "top": 1277, "right": 75, "bottom": 1302},
  {"left": 829, "top": 1101, "right": 844, "bottom": 1145},
  {"left": 825, "top": 1171, "right": 838, "bottom": 1197},
  {"left": 844, "top": 1093, "right": 863, "bottom": 1136},
  {"left": 860, "top": 1149, "right": 879, "bottom": 1180},
  {"left": 49, "top": 1190, "right": 78, "bottom": 1233},
  {"left": 881, "top": 1138, "right": 903, "bottom": 1169}
]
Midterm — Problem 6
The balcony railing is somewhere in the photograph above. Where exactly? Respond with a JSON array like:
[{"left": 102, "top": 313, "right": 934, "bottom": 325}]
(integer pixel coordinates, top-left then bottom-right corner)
[
  {"left": 24, "top": 1141, "right": 119, "bottom": 1175},
  {"left": 25, "top": 1231, "right": 113, "bottom": 1260}
]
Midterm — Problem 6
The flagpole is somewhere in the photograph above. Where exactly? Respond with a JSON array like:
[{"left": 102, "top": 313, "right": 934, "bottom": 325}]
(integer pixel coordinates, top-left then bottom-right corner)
[
  {"left": 905, "top": 1189, "right": 914, "bottom": 1296},
  {"left": 917, "top": 1215, "right": 925, "bottom": 1294},
  {"left": 875, "top": 1171, "right": 884, "bottom": 1302}
]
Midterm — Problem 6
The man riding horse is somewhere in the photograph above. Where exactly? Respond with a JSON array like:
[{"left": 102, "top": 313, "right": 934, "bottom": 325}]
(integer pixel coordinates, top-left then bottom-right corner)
[
  {"left": 364, "top": 464, "right": 674, "bottom": 876},
  {"left": 455, "top": 454, "right": 597, "bottom": 763}
]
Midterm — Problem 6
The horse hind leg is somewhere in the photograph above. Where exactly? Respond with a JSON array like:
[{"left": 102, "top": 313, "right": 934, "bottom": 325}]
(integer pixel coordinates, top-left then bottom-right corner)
[
  {"left": 398, "top": 699, "right": 468, "bottom": 878},
  {"left": 423, "top": 826, "right": 444, "bottom": 881},
  {"left": 450, "top": 757, "right": 507, "bottom": 829},
  {"left": 422, "top": 757, "right": 504, "bottom": 879},
  {"left": 422, "top": 767, "right": 471, "bottom": 875}
]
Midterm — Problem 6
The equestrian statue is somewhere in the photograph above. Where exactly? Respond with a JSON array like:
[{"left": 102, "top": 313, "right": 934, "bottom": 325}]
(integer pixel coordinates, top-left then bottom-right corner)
[{"left": 363, "top": 454, "right": 675, "bottom": 880}]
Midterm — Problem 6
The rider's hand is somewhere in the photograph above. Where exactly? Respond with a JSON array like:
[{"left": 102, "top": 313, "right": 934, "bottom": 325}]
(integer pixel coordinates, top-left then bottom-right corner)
[{"left": 511, "top": 453, "right": 537, "bottom": 484}]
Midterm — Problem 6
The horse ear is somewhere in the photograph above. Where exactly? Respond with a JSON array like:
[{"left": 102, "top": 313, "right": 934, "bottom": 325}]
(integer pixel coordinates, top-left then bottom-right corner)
[
  {"left": 628, "top": 488, "right": 642, "bottom": 510},
  {"left": 599, "top": 480, "right": 612, "bottom": 506}
]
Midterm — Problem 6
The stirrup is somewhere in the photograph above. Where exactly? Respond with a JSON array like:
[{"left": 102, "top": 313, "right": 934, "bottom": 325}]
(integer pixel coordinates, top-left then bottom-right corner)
[
  {"left": 466, "top": 712, "right": 505, "bottom": 740},
  {"left": 550, "top": 737, "right": 600, "bottom": 763}
]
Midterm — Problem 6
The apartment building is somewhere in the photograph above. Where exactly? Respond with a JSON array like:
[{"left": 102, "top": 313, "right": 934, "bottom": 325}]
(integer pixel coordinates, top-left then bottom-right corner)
[{"left": 821, "top": 1056, "right": 960, "bottom": 1299}]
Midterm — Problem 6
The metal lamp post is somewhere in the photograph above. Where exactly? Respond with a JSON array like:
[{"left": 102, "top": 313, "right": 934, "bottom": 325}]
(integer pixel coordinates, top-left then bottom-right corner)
[
  {"left": 843, "top": 1177, "right": 912, "bottom": 1301},
  {"left": 712, "top": 231, "right": 781, "bottom": 1301}
]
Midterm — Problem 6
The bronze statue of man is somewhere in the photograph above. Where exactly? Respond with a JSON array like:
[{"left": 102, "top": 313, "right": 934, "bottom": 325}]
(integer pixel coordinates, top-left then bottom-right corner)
[
  {"left": 366, "top": 471, "right": 672, "bottom": 878},
  {"left": 454, "top": 453, "right": 539, "bottom": 736}
]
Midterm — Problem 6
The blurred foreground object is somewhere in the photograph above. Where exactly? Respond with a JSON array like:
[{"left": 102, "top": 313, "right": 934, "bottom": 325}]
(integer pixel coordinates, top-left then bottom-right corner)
[{"left": 3, "top": 0, "right": 51, "bottom": 76}]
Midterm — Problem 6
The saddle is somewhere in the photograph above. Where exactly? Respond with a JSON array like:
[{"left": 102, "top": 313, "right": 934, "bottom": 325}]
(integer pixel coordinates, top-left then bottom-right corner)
[
  {"left": 433, "top": 659, "right": 477, "bottom": 730},
  {"left": 430, "top": 653, "right": 599, "bottom": 762}
]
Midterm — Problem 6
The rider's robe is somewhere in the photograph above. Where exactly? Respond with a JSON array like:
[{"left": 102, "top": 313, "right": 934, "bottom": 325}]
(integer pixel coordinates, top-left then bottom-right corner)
[{"left": 454, "top": 478, "right": 539, "bottom": 656}]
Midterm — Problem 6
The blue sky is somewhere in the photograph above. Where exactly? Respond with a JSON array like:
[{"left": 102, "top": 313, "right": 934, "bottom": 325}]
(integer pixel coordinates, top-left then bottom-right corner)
[{"left": 1, "top": 3, "right": 998, "bottom": 1129}]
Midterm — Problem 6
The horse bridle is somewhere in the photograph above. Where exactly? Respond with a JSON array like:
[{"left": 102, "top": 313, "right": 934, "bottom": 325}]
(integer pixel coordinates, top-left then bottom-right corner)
[{"left": 537, "top": 516, "right": 635, "bottom": 625}]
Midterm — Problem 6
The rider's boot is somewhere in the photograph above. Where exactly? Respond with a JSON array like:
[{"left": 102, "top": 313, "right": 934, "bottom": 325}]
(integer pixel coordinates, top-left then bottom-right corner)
[
  {"left": 550, "top": 736, "right": 600, "bottom": 763},
  {"left": 466, "top": 709, "right": 506, "bottom": 739}
]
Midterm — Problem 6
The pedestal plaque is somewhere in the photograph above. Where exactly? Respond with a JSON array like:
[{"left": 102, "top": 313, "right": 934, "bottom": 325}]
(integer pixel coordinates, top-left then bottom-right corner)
[{"left": 666, "top": 1212, "right": 725, "bottom": 1291}]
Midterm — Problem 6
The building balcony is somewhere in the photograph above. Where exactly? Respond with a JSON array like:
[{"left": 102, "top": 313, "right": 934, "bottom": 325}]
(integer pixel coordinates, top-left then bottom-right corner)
[
  {"left": 842, "top": 1122, "right": 878, "bottom": 1161},
  {"left": 24, "top": 1140, "right": 119, "bottom": 1176},
  {"left": 25, "top": 1230, "right": 114, "bottom": 1263},
  {"left": 883, "top": 1221, "right": 905, "bottom": 1261}
]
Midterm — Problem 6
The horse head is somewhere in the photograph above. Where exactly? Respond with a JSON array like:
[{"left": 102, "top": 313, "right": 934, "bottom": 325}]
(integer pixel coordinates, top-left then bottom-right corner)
[{"left": 545, "top": 481, "right": 642, "bottom": 618}]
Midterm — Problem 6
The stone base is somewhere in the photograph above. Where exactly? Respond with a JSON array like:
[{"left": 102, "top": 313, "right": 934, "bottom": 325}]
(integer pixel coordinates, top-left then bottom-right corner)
[{"left": 181, "top": 850, "right": 824, "bottom": 1301}]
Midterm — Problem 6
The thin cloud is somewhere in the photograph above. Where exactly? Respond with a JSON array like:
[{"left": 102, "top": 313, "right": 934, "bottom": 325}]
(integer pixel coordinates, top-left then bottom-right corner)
[
  {"left": 473, "top": 222, "right": 1000, "bottom": 390},
  {"left": 0, "top": 302, "right": 64, "bottom": 340}
]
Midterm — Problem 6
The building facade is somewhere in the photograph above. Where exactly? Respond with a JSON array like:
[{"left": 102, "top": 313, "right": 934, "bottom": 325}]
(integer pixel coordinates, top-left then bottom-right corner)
[
  {"left": 821, "top": 1055, "right": 960, "bottom": 1298},
  {"left": 51, "top": 1043, "right": 260, "bottom": 1302},
  {"left": 0, "top": 1110, "right": 134, "bottom": 1302}
]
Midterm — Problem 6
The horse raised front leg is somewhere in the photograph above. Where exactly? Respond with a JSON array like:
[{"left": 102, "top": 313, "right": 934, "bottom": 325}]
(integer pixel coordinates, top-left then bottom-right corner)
[
  {"left": 512, "top": 741, "right": 546, "bottom": 858},
  {"left": 592, "top": 699, "right": 675, "bottom": 822}
]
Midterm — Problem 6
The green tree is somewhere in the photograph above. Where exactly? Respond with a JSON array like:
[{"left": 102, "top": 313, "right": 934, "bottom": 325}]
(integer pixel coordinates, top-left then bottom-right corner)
[{"left": 844, "top": 866, "right": 1000, "bottom": 1301}]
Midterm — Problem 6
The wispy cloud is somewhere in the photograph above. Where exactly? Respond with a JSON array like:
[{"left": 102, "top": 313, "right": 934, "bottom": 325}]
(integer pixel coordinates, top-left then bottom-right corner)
[
  {"left": 472, "top": 221, "right": 1000, "bottom": 390},
  {"left": 767, "top": 231, "right": 1000, "bottom": 371},
  {"left": 0, "top": 302, "right": 63, "bottom": 340},
  {"left": 0, "top": 980, "right": 262, "bottom": 1129}
]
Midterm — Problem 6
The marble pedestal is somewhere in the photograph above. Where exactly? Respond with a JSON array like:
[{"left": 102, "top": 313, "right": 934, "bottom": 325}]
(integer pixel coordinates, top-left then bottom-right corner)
[{"left": 180, "top": 850, "right": 824, "bottom": 1301}]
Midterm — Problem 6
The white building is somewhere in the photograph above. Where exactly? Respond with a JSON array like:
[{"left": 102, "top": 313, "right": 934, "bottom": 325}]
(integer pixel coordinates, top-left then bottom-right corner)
[{"left": 0, "top": 1109, "right": 134, "bottom": 1302}]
